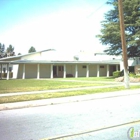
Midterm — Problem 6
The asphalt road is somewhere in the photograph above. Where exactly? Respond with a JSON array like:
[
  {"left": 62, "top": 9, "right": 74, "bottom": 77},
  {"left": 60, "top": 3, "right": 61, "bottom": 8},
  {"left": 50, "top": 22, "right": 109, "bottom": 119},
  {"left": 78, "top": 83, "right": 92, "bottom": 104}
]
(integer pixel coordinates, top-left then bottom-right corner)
[{"left": 0, "top": 93, "right": 140, "bottom": 140}]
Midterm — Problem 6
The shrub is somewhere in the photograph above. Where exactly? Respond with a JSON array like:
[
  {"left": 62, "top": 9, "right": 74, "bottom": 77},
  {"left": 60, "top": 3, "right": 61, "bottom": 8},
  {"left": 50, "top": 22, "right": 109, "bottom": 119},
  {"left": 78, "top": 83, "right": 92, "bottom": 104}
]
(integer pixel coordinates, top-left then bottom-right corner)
[
  {"left": 113, "top": 71, "right": 121, "bottom": 77},
  {"left": 129, "top": 72, "right": 136, "bottom": 77},
  {"left": 66, "top": 74, "right": 73, "bottom": 77},
  {"left": 120, "top": 70, "right": 124, "bottom": 76}
]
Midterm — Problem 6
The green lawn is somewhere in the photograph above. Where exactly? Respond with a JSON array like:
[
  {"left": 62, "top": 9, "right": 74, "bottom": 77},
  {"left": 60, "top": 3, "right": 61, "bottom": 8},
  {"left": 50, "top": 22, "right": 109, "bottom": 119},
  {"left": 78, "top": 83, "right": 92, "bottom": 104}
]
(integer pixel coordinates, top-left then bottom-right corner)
[
  {"left": 0, "top": 78, "right": 115, "bottom": 93},
  {"left": 0, "top": 85, "right": 140, "bottom": 104},
  {"left": 0, "top": 77, "right": 139, "bottom": 104},
  {"left": 56, "top": 77, "right": 115, "bottom": 81}
]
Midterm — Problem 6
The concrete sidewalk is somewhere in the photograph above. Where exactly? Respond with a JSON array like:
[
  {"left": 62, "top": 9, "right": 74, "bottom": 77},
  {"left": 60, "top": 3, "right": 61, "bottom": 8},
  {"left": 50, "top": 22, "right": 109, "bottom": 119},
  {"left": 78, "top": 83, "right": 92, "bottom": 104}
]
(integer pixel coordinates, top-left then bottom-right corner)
[
  {"left": 0, "top": 84, "right": 124, "bottom": 97},
  {"left": 0, "top": 88, "right": 140, "bottom": 111},
  {"left": 0, "top": 82, "right": 139, "bottom": 97}
]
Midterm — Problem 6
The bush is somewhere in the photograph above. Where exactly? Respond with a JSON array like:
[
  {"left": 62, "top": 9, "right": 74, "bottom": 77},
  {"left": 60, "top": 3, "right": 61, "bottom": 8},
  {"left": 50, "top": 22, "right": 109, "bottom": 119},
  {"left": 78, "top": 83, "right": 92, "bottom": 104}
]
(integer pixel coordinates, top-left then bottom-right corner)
[
  {"left": 66, "top": 74, "right": 73, "bottom": 77},
  {"left": 120, "top": 70, "right": 124, "bottom": 76},
  {"left": 113, "top": 71, "right": 121, "bottom": 77},
  {"left": 129, "top": 72, "right": 136, "bottom": 77}
]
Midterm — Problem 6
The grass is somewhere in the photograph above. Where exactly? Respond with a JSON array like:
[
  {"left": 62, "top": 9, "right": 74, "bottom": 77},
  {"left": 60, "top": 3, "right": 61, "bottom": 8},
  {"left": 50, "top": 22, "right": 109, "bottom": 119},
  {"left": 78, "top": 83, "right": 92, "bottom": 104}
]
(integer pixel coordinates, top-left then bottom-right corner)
[
  {"left": 56, "top": 77, "right": 115, "bottom": 81},
  {"left": 0, "top": 77, "right": 140, "bottom": 104},
  {"left": 0, "top": 85, "right": 140, "bottom": 104},
  {"left": 0, "top": 78, "right": 116, "bottom": 93}
]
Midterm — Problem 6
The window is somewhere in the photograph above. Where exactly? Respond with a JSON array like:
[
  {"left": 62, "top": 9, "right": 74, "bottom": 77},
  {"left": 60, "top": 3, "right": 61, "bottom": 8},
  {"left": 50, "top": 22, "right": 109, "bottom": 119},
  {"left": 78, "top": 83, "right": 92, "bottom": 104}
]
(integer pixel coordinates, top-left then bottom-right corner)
[
  {"left": 3, "top": 68, "right": 6, "bottom": 73},
  {"left": 82, "top": 66, "right": 86, "bottom": 68},
  {"left": 58, "top": 66, "right": 63, "bottom": 71},
  {"left": 100, "top": 66, "right": 104, "bottom": 68},
  {"left": 9, "top": 67, "right": 12, "bottom": 72}
]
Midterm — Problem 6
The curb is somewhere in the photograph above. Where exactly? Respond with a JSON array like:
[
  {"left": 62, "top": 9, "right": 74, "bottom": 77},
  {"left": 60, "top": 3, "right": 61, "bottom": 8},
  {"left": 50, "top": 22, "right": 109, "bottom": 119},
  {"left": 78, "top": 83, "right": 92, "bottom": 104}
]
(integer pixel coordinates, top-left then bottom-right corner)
[{"left": 0, "top": 88, "right": 140, "bottom": 111}]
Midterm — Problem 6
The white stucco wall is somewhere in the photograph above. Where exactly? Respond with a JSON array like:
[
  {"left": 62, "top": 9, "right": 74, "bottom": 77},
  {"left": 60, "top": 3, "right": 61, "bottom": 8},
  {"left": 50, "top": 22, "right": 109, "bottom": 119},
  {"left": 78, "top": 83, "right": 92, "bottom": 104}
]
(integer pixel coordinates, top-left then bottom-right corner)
[
  {"left": 78, "top": 64, "right": 87, "bottom": 77},
  {"left": 41, "top": 50, "right": 74, "bottom": 61},
  {"left": 16, "top": 63, "right": 119, "bottom": 79},
  {"left": 66, "top": 65, "right": 73, "bottom": 75},
  {"left": 40, "top": 64, "right": 50, "bottom": 78},
  {"left": 12, "top": 65, "right": 19, "bottom": 78},
  {"left": 17, "top": 64, "right": 23, "bottom": 79},
  {"left": 21, "top": 53, "right": 41, "bottom": 60},
  {"left": 71, "top": 65, "right": 76, "bottom": 77},
  {"left": 99, "top": 65, "right": 107, "bottom": 76},
  {"left": 25, "top": 64, "right": 37, "bottom": 78},
  {"left": 89, "top": 65, "right": 97, "bottom": 77},
  {"left": 17, "top": 64, "right": 38, "bottom": 79}
]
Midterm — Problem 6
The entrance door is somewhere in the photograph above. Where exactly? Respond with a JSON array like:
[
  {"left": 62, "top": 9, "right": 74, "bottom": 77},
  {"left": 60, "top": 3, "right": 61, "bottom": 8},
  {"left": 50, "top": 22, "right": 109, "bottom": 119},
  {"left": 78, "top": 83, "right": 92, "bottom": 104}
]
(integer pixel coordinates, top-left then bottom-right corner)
[{"left": 58, "top": 66, "right": 63, "bottom": 77}]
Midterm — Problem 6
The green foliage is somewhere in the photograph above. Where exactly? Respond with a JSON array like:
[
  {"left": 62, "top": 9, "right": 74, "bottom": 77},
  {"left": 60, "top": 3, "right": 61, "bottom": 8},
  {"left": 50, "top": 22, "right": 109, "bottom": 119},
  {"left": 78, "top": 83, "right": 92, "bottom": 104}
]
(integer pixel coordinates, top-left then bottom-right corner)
[
  {"left": 18, "top": 53, "right": 21, "bottom": 55},
  {"left": 129, "top": 72, "right": 136, "bottom": 77},
  {"left": 0, "top": 86, "right": 126, "bottom": 104},
  {"left": 0, "top": 43, "right": 16, "bottom": 58},
  {"left": 96, "top": 0, "right": 140, "bottom": 57},
  {"left": 0, "top": 43, "right": 5, "bottom": 58},
  {"left": 0, "top": 79, "right": 112, "bottom": 93},
  {"left": 6, "top": 44, "right": 15, "bottom": 56},
  {"left": 28, "top": 46, "right": 36, "bottom": 53},
  {"left": 6, "top": 44, "right": 14, "bottom": 53},
  {"left": 113, "top": 71, "right": 121, "bottom": 77},
  {"left": 0, "top": 43, "right": 5, "bottom": 53}
]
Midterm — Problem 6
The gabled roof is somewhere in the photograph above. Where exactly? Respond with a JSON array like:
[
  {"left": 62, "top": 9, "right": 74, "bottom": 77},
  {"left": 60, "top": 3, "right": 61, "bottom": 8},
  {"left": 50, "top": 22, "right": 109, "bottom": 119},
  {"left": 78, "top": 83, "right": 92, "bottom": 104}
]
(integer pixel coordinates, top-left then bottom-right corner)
[
  {"left": 0, "top": 49, "right": 54, "bottom": 61},
  {"left": 0, "top": 48, "right": 121, "bottom": 65}
]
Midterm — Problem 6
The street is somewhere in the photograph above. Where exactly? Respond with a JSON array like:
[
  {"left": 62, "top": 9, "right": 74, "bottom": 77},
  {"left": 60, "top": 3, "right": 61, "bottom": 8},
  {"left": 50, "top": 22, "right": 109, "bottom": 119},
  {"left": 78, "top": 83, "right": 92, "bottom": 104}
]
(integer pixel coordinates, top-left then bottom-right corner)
[{"left": 0, "top": 93, "right": 140, "bottom": 140}]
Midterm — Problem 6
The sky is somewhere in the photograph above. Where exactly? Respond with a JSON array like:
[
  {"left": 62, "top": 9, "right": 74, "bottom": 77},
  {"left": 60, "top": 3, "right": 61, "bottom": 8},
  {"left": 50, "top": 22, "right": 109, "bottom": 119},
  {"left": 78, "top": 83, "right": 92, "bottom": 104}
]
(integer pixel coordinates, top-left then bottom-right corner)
[{"left": 0, "top": 0, "right": 112, "bottom": 55}]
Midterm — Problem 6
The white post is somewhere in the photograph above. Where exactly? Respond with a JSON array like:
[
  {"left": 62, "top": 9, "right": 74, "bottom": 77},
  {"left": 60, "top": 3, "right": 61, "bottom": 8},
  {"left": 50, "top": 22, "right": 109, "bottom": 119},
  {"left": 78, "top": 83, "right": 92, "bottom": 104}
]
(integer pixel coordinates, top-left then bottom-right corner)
[
  {"left": 63, "top": 64, "right": 66, "bottom": 78},
  {"left": 37, "top": 64, "right": 40, "bottom": 79},
  {"left": 50, "top": 64, "right": 53, "bottom": 79},
  {"left": 75, "top": 64, "right": 78, "bottom": 78},
  {"left": 7, "top": 64, "right": 9, "bottom": 80},
  {"left": 107, "top": 65, "right": 109, "bottom": 77},
  {"left": 0, "top": 64, "right": 2, "bottom": 79},
  {"left": 116, "top": 65, "right": 119, "bottom": 71},
  {"left": 97, "top": 65, "right": 99, "bottom": 77},
  {"left": 22, "top": 64, "right": 25, "bottom": 79},
  {"left": 86, "top": 65, "right": 89, "bottom": 77}
]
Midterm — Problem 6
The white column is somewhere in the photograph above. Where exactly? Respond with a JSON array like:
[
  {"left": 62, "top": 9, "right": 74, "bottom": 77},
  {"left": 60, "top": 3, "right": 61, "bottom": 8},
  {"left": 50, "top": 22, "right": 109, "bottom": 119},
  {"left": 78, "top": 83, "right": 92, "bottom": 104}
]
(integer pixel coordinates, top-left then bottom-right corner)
[
  {"left": 107, "top": 65, "right": 109, "bottom": 77},
  {"left": 37, "top": 64, "right": 40, "bottom": 79},
  {"left": 22, "top": 64, "right": 25, "bottom": 79},
  {"left": 63, "top": 64, "right": 66, "bottom": 78},
  {"left": 116, "top": 65, "right": 119, "bottom": 71},
  {"left": 50, "top": 64, "right": 53, "bottom": 79},
  {"left": 75, "top": 64, "right": 78, "bottom": 78},
  {"left": 7, "top": 64, "right": 9, "bottom": 80},
  {"left": 0, "top": 64, "right": 2, "bottom": 79},
  {"left": 86, "top": 65, "right": 89, "bottom": 77},
  {"left": 97, "top": 65, "right": 99, "bottom": 77}
]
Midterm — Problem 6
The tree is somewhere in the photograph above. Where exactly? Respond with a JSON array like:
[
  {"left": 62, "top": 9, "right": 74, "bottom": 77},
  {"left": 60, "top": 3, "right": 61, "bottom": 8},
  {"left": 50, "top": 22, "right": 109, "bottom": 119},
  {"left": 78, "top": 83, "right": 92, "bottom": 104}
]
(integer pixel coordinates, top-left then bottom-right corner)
[
  {"left": 0, "top": 43, "right": 5, "bottom": 58},
  {"left": 6, "top": 44, "right": 15, "bottom": 56},
  {"left": 18, "top": 53, "right": 21, "bottom": 55},
  {"left": 96, "top": 0, "right": 140, "bottom": 57},
  {"left": 28, "top": 46, "right": 36, "bottom": 53}
]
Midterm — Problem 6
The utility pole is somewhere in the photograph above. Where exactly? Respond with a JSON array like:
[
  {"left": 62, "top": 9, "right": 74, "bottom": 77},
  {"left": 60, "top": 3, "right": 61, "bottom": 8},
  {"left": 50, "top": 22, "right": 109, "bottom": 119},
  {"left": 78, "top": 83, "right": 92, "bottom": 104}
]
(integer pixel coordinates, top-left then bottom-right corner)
[{"left": 118, "top": 0, "right": 129, "bottom": 88}]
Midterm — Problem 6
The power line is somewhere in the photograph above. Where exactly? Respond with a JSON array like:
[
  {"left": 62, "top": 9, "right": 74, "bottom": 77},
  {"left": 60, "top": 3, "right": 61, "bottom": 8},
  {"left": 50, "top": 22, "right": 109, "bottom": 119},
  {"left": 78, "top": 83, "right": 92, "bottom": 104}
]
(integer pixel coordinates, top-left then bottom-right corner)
[{"left": 87, "top": 2, "right": 107, "bottom": 18}]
